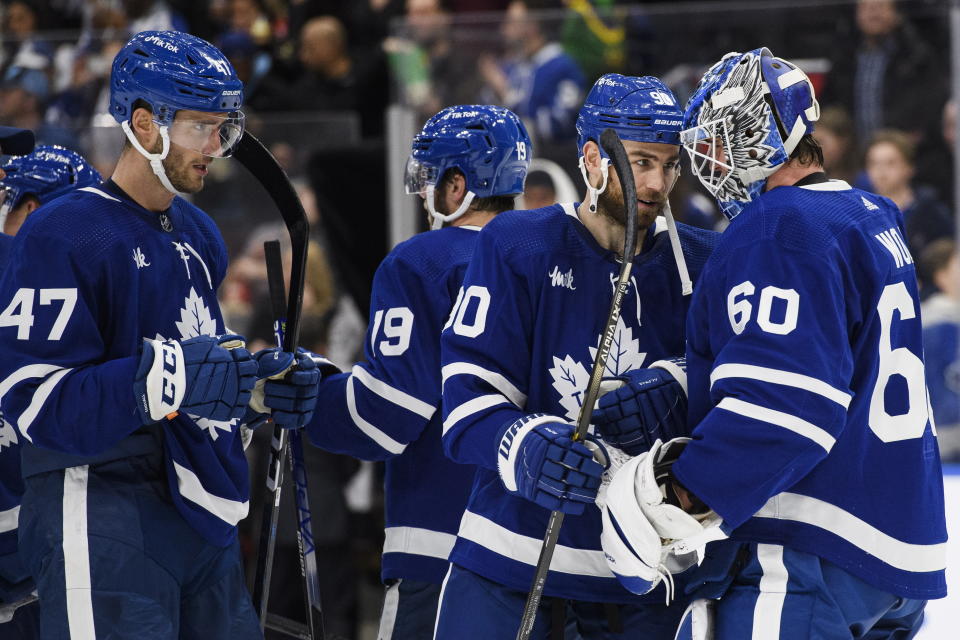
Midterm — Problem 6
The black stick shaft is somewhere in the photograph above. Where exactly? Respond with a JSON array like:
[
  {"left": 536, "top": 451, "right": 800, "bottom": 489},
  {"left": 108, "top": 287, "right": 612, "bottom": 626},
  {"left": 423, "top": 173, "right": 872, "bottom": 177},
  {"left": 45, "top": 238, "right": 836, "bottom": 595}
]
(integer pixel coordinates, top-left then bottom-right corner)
[
  {"left": 516, "top": 128, "right": 638, "bottom": 640},
  {"left": 237, "top": 133, "right": 324, "bottom": 640}
]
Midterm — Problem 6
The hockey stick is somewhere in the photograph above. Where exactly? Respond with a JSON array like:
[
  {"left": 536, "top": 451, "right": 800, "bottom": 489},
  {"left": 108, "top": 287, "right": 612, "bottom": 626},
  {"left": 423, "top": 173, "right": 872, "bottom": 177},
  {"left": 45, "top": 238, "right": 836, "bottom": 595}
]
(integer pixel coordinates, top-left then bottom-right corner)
[
  {"left": 237, "top": 132, "right": 325, "bottom": 640},
  {"left": 515, "top": 128, "right": 638, "bottom": 640}
]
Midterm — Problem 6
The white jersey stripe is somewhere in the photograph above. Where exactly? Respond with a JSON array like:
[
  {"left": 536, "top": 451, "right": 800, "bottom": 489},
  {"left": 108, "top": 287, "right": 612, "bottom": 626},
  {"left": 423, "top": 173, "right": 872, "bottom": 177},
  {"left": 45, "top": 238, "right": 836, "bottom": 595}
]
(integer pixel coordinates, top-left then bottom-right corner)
[
  {"left": 441, "top": 362, "right": 526, "bottom": 407},
  {"left": 457, "top": 510, "right": 614, "bottom": 578},
  {"left": 78, "top": 186, "right": 120, "bottom": 202},
  {"left": 17, "top": 367, "right": 72, "bottom": 441},
  {"left": 0, "top": 505, "right": 19, "bottom": 534},
  {"left": 377, "top": 580, "right": 401, "bottom": 640},
  {"left": 172, "top": 461, "right": 249, "bottom": 526},
  {"left": 752, "top": 544, "right": 788, "bottom": 640},
  {"left": 0, "top": 363, "right": 65, "bottom": 400},
  {"left": 718, "top": 397, "right": 836, "bottom": 452},
  {"left": 346, "top": 376, "right": 407, "bottom": 454},
  {"left": 443, "top": 395, "right": 509, "bottom": 435},
  {"left": 383, "top": 526, "right": 456, "bottom": 561},
  {"left": 352, "top": 365, "right": 436, "bottom": 420},
  {"left": 711, "top": 363, "right": 852, "bottom": 408},
  {"left": 63, "top": 465, "right": 96, "bottom": 639},
  {"left": 755, "top": 493, "right": 947, "bottom": 573}
]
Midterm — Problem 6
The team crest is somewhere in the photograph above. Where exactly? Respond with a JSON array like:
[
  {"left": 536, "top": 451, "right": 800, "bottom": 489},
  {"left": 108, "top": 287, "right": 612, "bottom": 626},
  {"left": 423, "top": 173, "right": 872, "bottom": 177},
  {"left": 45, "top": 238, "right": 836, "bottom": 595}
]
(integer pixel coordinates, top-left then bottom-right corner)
[
  {"left": 0, "top": 411, "right": 17, "bottom": 450},
  {"left": 548, "top": 316, "right": 647, "bottom": 420},
  {"left": 157, "top": 288, "right": 236, "bottom": 440}
]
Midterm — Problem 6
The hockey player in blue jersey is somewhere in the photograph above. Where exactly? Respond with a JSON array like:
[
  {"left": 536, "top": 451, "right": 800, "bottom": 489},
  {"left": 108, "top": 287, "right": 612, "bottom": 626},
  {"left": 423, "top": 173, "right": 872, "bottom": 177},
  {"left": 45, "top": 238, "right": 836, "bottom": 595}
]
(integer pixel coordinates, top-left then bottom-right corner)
[
  {"left": 596, "top": 48, "right": 947, "bottom": 639},
  {"left": 289, "top": 104, "right": 531, "bottom": 640},
  {"left": 0, "top": 31, "right": 320, "bottom": 639},
  {"left": 436, "top": 74, "right": 719, "bottom": 639},
  {"left": 0, "top": 146, "right": 101, "bottom": 638}
]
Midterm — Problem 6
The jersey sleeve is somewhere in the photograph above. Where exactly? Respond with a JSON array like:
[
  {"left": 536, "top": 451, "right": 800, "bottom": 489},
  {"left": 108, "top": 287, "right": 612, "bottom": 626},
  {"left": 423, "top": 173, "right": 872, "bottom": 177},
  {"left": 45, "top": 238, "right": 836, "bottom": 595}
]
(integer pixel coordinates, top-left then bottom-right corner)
[
  {"left": 0, "top": 229, "right": 141, "bottom": 456},
  {"left": 306, "top": 254, "right": 444, "bottom": 461},
  {"left": 440, "top": 228, "right": 532, "bottom": 471},
  {"left": 672, "top": 239, "right": 854, "bottom": 529}
]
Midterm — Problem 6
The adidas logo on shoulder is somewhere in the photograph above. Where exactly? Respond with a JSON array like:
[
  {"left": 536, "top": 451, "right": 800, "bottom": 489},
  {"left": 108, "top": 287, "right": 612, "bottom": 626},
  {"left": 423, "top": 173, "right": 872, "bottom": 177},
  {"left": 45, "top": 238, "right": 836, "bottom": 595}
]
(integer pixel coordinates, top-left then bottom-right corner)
[{"left": 861, "top": 195, "right": 879, "bottom": 211}]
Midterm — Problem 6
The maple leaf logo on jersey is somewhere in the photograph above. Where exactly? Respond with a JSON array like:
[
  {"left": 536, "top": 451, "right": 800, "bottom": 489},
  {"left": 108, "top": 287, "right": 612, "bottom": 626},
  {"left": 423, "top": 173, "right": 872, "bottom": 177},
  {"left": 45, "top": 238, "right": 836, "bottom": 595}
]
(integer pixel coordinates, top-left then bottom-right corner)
[
  {"left": 165, "top": 289, "right": 236, "bottom": 441},
  {"left": 176, "top": 287, "right": 217, "bottom": 339},
  {"left": 548, "top": 318, "right": 647, "bottom": 421},
  {"left": 0, "top": 411, "right": 18, "bottom": 450},
  {"left": 548, "top": 355, "right": 591, "bottom": 420}
]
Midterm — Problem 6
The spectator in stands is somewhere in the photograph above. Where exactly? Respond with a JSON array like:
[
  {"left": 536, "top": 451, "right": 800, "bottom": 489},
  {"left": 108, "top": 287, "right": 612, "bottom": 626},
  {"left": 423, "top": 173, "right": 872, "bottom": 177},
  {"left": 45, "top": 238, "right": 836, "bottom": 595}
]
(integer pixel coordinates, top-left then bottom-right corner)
[
  {"left": 865, "top": 129, "right": 953, "bottom": 272},
  {"left": 813, "top": 106, "right": 860, "bottom": 187},
  {"left": 0, "top": 2, "right": 55, "bottom": 91},
  {"left": 385, "top": 0, "right": 479, "bottom": 118},
  {"left": 252, "top": 15, "right": 389, "bottom": 138},
  {"left": 917, "top": 99, "right": 956, "bottom": 210},
  {"left": 121, "top": 0, "right": 188, "bottom": 33},
  {"left": 822, "top": 0, "right": 946, "bottom": 151},
  {"left": 0, "top": 66, "right": 77, "bottom": 150},
  {"left": 479, "top": 0, "right": 585, "bottom": 144},
  {"left": 919, "top": 239, "right": 960, "bottom": 462}
]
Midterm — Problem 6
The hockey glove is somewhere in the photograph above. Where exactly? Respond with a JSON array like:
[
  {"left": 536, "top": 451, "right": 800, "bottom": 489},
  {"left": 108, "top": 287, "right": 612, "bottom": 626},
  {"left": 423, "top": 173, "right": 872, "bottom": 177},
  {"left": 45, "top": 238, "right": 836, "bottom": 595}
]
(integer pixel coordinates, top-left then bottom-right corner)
[
  {"left": 496, "top": 414, "right": 608, "bottom": 516},
  {"left": 134, "top": 334, "right": 258, "bottom": 424},
  {"left": 591, "top": 359, "right": 688, "bottom": 455},
  {"left": 248, "top": 348, "right": 323, "bottom": 430}
]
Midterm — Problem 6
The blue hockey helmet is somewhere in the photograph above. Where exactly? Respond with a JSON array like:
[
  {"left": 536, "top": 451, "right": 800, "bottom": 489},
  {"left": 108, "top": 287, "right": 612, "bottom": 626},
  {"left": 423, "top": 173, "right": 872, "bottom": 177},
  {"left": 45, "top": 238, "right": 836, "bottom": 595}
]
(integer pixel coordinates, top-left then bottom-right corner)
[
  {"left": 575, "top": 74, "right": 683, "bottom": 213},
  {"left": 576, "top": 74, "right": 684, "bottom": 156},
  {"left": 681, "top": 48, "right": 820, "bottom": 219},
  {"left": 110, "top": 31, "right": 245, "bottom": 159},
  {"left": 405, "top": 104, "right": 531, "bottom": 228},
  {"left": 0, "top": 145, "right": 102, "bottom": 230}
]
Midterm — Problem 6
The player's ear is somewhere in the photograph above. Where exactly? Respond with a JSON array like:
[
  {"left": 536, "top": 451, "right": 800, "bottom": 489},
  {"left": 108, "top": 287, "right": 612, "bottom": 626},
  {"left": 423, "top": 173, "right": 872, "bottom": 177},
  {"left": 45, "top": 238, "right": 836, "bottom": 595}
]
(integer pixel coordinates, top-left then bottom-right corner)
[{"left": 130, "top": 106, "right": 159, "bottom": 149}]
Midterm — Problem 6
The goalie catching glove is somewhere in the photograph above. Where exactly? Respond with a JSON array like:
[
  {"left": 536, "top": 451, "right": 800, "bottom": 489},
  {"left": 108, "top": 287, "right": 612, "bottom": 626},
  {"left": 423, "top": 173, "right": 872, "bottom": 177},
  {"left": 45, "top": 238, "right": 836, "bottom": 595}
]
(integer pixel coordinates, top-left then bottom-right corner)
[
  {"left": 496, "top": 414, "right": 608, "bottom": 516},
  {"left": 134, "top": 334, "right": 257, "bottom": 424},
  {"left": 599, "top": 438, "right": 725, "bottom": 597},
  {"left": 592, "top": 358, "right": 689, "bottom": 455}
]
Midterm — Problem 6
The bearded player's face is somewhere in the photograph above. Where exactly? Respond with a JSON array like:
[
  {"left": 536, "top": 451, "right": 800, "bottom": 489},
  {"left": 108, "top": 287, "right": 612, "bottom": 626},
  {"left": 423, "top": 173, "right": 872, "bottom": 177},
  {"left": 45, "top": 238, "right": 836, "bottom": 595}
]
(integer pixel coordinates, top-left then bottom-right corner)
[{"left": 598, "top": 140, "right": 680, "bottom": 230}]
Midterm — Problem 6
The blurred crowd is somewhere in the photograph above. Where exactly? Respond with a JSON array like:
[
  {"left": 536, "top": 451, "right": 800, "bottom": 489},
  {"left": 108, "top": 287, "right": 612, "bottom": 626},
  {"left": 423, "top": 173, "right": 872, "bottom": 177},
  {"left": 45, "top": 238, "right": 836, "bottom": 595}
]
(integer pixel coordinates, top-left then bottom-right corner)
[{"left": 2, "top": 0, "right": 959, "bottom": 636}]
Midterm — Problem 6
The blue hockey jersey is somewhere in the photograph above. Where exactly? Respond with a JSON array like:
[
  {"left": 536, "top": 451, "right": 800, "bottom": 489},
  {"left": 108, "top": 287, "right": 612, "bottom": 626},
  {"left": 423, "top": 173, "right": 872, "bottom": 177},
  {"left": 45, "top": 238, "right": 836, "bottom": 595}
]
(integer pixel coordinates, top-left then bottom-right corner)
[
  {"left": 440, "top": 203, "right": 719, "bottom": 602},
  {"left": 0, "top": 232, "right": 20, "bottom": 559},
  {"left": 504, "top": 43, "right": 585, "bottom": 143},
  {"left": 308, "top": 225, "right": 481, "bottom": 584},
  {"left": 0, "top": 182, "right": 248, "bottom": 548},
  {"left": 672, "top": 180, "right": 948, "bottom": 599}
]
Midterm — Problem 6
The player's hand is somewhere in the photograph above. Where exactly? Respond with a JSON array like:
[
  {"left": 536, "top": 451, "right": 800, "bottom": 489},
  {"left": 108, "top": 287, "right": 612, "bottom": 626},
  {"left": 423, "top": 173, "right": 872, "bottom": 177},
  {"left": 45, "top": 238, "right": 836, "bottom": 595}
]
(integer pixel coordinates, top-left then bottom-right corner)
[
  {"left": 134, "top": 334, "right": 258, "bottom": 424},
  {"left": 249, "top": 348, "right": 322, "bottom": 430},
  {"left": 591, "top": 359, "right": 688, "bottom": 455},
  {"left": 496, "top": 414, "right": 608, "bottom": 516}
]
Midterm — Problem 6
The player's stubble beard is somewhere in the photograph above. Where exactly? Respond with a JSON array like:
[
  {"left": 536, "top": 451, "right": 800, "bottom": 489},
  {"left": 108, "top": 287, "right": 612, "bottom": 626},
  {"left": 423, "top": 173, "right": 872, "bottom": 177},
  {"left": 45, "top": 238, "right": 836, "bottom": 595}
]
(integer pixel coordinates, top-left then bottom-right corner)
[
  {"left": 595, "top": 174, "right": 661, "bottom": 233},
  {"left": 148, "top": 137, "right": 206, "bottom": 194}
]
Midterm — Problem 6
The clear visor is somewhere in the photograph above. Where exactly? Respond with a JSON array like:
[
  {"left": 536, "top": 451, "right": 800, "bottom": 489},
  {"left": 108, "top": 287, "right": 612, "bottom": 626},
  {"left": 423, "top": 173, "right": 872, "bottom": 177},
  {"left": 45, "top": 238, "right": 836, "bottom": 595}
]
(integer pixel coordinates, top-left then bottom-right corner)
[
  {"left": 404, "top": 156, "right": 440, "bottom": 195},
  {"left": 680, "top": 117, "right": 735, "bottom": 197},
  {"left": 166, "top": 111, "right": 245, "bottom": 158},
  {"left": 0, "top": 187, "right": 9, "bottom": 209}
]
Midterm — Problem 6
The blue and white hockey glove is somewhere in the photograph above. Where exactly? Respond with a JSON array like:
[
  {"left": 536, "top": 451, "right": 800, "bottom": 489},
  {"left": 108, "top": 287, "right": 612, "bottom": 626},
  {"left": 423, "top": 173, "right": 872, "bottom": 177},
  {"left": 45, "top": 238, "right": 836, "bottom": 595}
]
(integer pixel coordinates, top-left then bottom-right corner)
[
  {"left": 496, "top": 414, "right": 608, "bottom": 516},
  {"left": 134, "top": 334, "right": 258, "bottom": 424},
  {"left": 591, "top": 359, "right": 688, "bottom": 455},
  {"left": 248, "top": 348, "right": 327, "bottom": 430}
]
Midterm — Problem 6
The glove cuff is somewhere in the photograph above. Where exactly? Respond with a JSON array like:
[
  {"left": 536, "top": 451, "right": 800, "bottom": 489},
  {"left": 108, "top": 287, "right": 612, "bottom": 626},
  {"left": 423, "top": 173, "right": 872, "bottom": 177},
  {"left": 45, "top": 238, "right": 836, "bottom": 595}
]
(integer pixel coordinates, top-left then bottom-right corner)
[
  {"left": 496, "top": 413, "right": 557, "bottom": 493},
  {"left": 650, "top": 358, "right": 687, "bottom": 396},
  {"left": 136, "top": 338, "right": 185, "bottom": 422}
]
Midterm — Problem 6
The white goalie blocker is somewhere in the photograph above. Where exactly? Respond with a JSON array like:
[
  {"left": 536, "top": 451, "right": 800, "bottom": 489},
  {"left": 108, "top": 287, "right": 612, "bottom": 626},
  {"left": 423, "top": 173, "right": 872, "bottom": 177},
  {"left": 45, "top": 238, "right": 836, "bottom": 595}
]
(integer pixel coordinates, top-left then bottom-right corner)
[{"left": 597, "top": 438, "right": 726, "bottom": 598}]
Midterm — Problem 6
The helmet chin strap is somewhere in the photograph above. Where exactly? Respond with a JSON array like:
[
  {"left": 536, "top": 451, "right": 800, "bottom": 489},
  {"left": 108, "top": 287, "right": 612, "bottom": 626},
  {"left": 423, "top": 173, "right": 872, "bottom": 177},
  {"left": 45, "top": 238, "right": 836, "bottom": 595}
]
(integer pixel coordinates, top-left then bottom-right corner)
[
  {"left": 579, "top": 156, "right": 610, "bottom": 213},
  {"left": 426, "top": 184, "right": 476, "bottom": 230},
  {"left": 121, "top": 120, "right": 187, "bottom": 197},
  {"left": 0, "top": 202, "right": 10, "bottom": 234}
]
